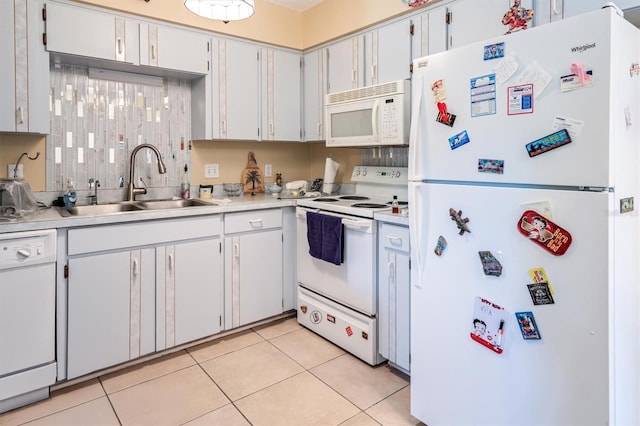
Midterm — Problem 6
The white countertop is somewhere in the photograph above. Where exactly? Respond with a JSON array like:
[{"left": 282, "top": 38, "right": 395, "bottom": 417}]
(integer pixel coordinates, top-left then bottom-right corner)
[{"left": 0, "top": 194, "right": 298, "bottom": 233}]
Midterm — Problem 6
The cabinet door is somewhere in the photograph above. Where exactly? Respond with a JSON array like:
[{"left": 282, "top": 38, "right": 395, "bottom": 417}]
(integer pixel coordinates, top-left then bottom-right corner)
[
  {"left": 302, "top": 49, "right": 326, "bottom": 142},
  {"left": 46, "top": 2, "right": 137, "bottom": 64},
  {"left": 67, "top": 249, "right": 155, "bottom": 379},
  {"left": 448, "top": 0, "right": 511, "bottom": 49},
  {"left": 412, "top": 4, "right": 449, "bottom": 59},
  {"left": 157, "top": 26, "right": 209, "bottom": 74},
  {"left": 365, "top": 19, "right": 412, "bottom": 86},
  {"left": 532, "top": 0, "right": 563, "bottom": 25},
  {"left": 261, "top": 48, "right": 301, "bottom": 141},
  {"left": 161, "top": 239, "right": 223, "bottom": 348},
  {"left": 1, "top": 0, "right": 49, "bottom": 133},
  {"left": 226, "top": 230, "right": 283, "bottom": 328},
  {"left": 220, "top": 39, "right": 260, "bottom": 140},
  {"left": 378, "top": 224, "right": 411, "bottom": 373},
  {"left": 0, "top": 1, "right": 16, "bottom": 132},
  {"left": 327, "top": 36, "right": 364, "bottom": 93}
]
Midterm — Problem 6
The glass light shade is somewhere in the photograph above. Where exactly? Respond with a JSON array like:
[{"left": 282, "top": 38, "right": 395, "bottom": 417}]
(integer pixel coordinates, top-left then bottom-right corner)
[{"left": 184, "top": 0, "right": 255, "bottom": 21}]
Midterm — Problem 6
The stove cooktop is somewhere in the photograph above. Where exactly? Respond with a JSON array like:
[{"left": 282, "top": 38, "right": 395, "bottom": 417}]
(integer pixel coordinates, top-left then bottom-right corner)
[{"left": 298, "top": 194, "right": 407, "bottom": 218}]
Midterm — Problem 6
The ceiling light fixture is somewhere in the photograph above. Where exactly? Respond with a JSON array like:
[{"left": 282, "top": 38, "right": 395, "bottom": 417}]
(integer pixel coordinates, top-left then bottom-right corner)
[{"left": 184, "top": 0, "right": 255, "bottom": 22}]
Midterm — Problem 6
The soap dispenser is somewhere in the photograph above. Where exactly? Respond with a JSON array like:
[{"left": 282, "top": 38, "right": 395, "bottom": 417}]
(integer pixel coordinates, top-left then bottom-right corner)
[
  {"left": 181, "top": 164, "right": 190, "bottom": 199},
  {"left": 64, "top": 179, "right": 77, "bottom": 207}
]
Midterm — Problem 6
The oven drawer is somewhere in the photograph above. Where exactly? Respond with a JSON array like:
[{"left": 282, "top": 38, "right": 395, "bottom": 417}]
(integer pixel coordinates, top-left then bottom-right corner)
[
  {"left": 297, "top": 286, "right": 385, "bottom": 366},
  {"left": 225, "top": 208, "right": 282, "bottom": 234},
  {"left": 379, "top": 222, "right": 410, "bottom": 252}
]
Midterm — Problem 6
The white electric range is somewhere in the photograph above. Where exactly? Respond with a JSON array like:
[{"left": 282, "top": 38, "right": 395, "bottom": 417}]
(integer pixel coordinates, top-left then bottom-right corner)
[{"left": 296, "top": 166, "right": 407, "bottom": 365}]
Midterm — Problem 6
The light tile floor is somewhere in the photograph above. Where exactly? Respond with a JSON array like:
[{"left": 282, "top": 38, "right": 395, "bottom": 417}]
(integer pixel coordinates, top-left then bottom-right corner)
[{"left": 0, "top": 318, "right": 423, "bottom": 426}]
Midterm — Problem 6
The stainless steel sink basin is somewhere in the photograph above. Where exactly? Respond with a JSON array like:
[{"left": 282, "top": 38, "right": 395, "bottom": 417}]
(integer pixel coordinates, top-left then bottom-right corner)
[
  {"left": 135, "top": 198, "right": 211, "bottom": 210},
  {"left": 58, "top": 198, "right": 214, "bottom": 217},
  {"left": 59, "top": 202, "right": 142, "bottom": 217}
]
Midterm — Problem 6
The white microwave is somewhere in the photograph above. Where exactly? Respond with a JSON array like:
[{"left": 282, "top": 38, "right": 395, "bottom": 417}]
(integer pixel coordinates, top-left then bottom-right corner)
[{"left": 325, "top": 80, "right": 410, "bottom": 147}]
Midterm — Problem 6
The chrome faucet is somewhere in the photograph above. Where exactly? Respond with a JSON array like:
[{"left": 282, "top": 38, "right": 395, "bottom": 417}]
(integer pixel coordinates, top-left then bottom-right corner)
[
  {"left": 127, "top": 144, "right": 167, "bottom": 201},
  {"left": 88, "top": 179, "right": 100, "bottom": 205}
]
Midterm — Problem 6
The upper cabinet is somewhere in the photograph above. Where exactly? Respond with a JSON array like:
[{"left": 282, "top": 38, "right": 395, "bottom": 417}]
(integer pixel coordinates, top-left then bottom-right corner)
[
  {"left": 45, "top": 1, "right": 140, "bottom": 65},
  {"left": 412, "top": 4, "right": 449, "bottom": 58},
  {"left": 260, "top": 48, "right": 301, "bottom": 141},
  {"left": 302, "top": 48, "right": 326, "bottom": 142},
  {"left": 447, "top": 0, "right": 512, "bottom": 49},
  {"left": 217, "top": 38, "right": 260, "bottom": 140},
  {"left": 564, "top": 0, "right": 640, "bottom": 18},
  {"left": 364, "top": 18, "right": 413, "bottom": 86},
  {"left": 139, "top": 23, "right": 210, "bottom": 75},
  {"left": 214, "top": 40, "right": 301, "bottom": 141},
  {"left": 326, "top": 36, "right": 365, "bottom": 93},
  {"left": 0, "top": 0, "right": 49, "bottom": 133}
]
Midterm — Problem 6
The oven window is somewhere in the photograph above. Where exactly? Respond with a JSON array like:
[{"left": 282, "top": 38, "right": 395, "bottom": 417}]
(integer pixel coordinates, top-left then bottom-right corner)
[{"left": 330, "top": 108, "right": 373, "bottom": 138}]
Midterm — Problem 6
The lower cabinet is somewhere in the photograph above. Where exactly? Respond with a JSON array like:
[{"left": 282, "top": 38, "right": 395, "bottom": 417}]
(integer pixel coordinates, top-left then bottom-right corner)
[
  {"left": 65, "top": 216, "right": 222, "bottom": 379},
  {"left": 67, "top": 249, "right": 156, "bottom": 379},
  {"left": 157, "top": 238, "right": 223, "bottom": 351},
  {"left": 224, "top": 209, "right": 284, "bottom": 329},
  {"left": 378, "top": 222, "right": 411, "bottom": 374}
]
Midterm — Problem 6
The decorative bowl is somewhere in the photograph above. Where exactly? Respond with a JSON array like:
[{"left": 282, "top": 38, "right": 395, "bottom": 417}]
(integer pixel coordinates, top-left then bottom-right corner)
[
  {"left": 223, "top": 183, "right": 242, "bottom": 197},
  {"left": 268, "top": 184, "right": 282, "bottom": 194}
]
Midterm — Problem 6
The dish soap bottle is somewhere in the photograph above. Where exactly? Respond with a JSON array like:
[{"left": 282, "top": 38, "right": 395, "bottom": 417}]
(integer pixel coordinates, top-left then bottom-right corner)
[
  {"left": 181, "top": 164, "right": 190, "bottom": 199},
  {"left": 64, "top": 178, "right": 77, "bottom": 207},
  {"left": 391, "top": 195, "right": 399, "bottom": 214}
]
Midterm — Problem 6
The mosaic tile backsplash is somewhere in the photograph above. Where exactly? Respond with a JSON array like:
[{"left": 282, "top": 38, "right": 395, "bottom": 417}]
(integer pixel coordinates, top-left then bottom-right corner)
[{"left": 47, "top": 65, "right": 192, "bottom": 191}]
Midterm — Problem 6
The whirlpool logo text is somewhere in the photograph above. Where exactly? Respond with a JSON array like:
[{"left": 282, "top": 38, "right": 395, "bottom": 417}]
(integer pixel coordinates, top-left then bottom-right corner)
[{"left": 571, "top": 42, "right": 596, "bottom": 53}]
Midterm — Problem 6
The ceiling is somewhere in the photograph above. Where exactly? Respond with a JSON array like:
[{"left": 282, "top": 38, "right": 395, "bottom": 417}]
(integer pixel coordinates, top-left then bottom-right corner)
[{"left": 262, "top": 0, "right": 326, "bottom": 12}]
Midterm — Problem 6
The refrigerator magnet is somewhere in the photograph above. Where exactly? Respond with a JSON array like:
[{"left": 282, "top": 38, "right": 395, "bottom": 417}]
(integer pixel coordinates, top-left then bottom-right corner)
[
  {"left": 470, "top": 74, "right": 497, "bottom": 117},
  {"left": 527, "top": 282, "right": 555, "bottom": 305},
  {"left": 483, "top": 42, "right": 505, "bottom": 61},
  {"left": 436, "top": 102, "right": 456, "bottom": 126},
  {"left": 507, "top": 84, "right": 533, "bottom": 115},
  {"left": 525, "top": 129, "right": 572, "bottom": 157},
  {"left": 448, "top": 130, "right": 470, "bottom": 150},
  {"left": 471, "top": 296, "right": 508, "bottom": 354},
  {"left": 478, "top": 251, "right": 503, "bottom": 277},
  {"left": 449, "top": 208, "right": 471, "bottom": 235},
  {"left": 477, "top": 158, "right": 504, "bottom": 174},
  {"left": 515, "top": 311, "right": 541, "bottom": 340},
  {"left": 528, "top": 267, "right": 554, "bottom": 294},
  {"left": 517, "top": 210, "right": 572, "bottom": 255},
  {"left": 431, "top": 79, "right": 447, "bottom": 102},
  {"left": 434, "top": 235, "right": 447, "bottom": 256},
  {"left": 630, "top": 62, "right": 640, "bottom": 77}
]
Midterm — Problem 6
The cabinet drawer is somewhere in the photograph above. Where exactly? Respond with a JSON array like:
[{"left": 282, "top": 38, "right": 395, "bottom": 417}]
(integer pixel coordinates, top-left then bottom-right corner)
[
  {"left": 379, "top": 222, "right": 410, "bottom": 252},
  {"left": 224, "top": 209, "right": 282, "bottom": 234}
]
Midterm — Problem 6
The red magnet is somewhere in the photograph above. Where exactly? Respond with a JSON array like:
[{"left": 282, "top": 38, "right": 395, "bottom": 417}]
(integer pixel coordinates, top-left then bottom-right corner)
[
  {"left": 436, "top": 102, "right": 456, "bottom": 127},
  {"left": 517, "top": 210, "right": 572, "bottom": 255}
]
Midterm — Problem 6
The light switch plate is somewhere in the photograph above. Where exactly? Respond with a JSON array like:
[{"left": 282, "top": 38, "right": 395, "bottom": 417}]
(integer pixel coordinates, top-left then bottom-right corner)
[
  {"left": 265, "top": 164, "right": 273, "bottom": 177},
  {"left": 8, "top": 164, "right": 23, "bottom": 179},
  {"left": 205, "top": 163, "right": 219, "bottom": 178}
]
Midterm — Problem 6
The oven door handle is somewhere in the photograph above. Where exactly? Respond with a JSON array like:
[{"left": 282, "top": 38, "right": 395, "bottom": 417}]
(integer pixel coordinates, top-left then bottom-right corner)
[{"left": 342, "top": 218, "right": 372, "bottom": 229}]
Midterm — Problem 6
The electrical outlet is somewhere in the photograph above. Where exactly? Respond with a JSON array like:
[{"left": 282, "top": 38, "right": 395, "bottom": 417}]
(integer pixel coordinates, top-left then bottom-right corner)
[
  {"left": 8, "top": 164, "right": 23, "bottom": 179},
  {"left": 205, "top": 163, "right": 219, "bottom": 178},
  {"left": 265, "top": 164, "right": 273, "bottom": 177}
]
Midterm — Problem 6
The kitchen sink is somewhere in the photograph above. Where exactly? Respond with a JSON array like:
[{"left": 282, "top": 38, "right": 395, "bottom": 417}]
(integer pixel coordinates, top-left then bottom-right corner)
[
  {"left": 134, "top": 198, "right": 211, "bottom": 210},
  {"left": 58, "top": 198, "right": 214, "bottom": 217}
]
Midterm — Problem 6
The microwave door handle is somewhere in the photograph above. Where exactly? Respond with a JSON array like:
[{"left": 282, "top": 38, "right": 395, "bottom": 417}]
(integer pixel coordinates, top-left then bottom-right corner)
[{"left": 372, "top": 99, "right": 380, "bottom": 141}]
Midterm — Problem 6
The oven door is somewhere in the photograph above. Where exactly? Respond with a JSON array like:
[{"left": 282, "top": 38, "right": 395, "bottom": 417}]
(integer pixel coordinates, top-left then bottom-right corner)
[{"left": 296, "top": 206, "right": 376, "bottom": 315}]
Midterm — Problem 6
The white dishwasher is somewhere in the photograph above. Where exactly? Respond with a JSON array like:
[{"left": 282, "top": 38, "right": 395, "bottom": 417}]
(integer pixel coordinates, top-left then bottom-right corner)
[{"left": 0, "top": 229, "right": 57, "bottom": 414}]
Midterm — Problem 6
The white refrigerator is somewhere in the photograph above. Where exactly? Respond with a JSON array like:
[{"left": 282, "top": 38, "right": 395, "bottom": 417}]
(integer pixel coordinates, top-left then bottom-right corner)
[{"left": 408, "top": 7, "right": 640, "bottom": 426}]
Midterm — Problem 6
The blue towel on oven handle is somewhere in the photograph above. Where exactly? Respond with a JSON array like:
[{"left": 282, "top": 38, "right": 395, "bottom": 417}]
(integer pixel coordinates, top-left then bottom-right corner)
[
  {"left": 321, "top": 213, "right": 343, "bottom": 265},
  {"left": 306, "top": 211, "right": 343, "bottom": 265},
  {"left": 306, "top": 211, "right": 323, "bottom": 259}
]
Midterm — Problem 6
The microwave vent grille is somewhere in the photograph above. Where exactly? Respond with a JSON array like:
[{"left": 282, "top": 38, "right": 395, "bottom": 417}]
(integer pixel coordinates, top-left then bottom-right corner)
[{"left": 327, "top": 80, "right": 404, "bottom": 104}]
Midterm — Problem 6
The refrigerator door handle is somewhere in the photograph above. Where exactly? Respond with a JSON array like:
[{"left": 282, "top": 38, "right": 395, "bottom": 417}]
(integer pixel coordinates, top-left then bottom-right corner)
[
  {"left": 409, "top": 182, "right": 423, "bottom": 289},
  {"left": 408, "top": 73, "right": 425, "bottom": 180}
]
